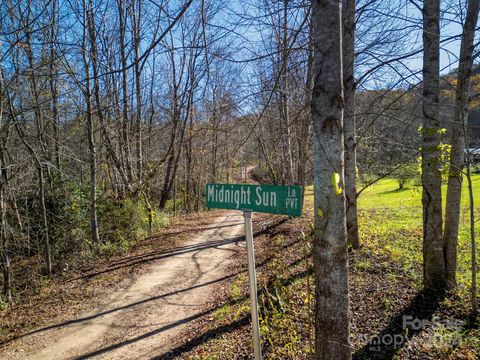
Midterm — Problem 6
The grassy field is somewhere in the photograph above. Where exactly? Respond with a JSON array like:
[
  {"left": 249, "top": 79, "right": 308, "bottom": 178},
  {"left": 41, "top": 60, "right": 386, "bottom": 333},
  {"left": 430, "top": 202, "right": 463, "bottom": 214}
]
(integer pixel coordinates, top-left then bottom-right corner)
[
  {"left": 355, "top": 176, "right": 480, "bottom": 292},
  {"left": 304, "top": 175, "right": 479, "bottom": 291}
]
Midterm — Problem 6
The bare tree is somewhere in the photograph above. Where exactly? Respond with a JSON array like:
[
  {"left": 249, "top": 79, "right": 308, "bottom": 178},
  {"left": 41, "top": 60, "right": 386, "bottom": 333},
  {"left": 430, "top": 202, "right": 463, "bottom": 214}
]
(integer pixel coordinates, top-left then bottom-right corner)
[
  {"left": 298, "top": 10, "right": 314, "bottom": 189},
  {"left": 443, "top": 0, "right": 480, "bottom": 289},
  {"left": 49, "top": 0, "right": 61, "bottom": 171},
  {"left": 0, "top": 72, "right": 12, "bottom": 300},
  {"left": 132, "top": 0, "right": 144, "bottom": 184},
  {"left": 343, "top": 0, "right": 359, "bottom": 249},
  {"left": 117, "top": 0, "right": 134, "bottom": 185},
  {"left": 83, "top": 0, "right": 100, "bottom": 244}
]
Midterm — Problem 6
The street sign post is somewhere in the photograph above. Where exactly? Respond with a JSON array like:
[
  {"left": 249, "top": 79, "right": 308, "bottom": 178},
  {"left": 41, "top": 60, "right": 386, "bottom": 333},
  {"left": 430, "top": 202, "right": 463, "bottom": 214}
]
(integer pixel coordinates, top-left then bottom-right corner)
[
  {"left": 243, "top": 210, "right": 262, "bottom": 360},
  {"left": 206, "top": 183, "right": 303, "bottom": 360}
]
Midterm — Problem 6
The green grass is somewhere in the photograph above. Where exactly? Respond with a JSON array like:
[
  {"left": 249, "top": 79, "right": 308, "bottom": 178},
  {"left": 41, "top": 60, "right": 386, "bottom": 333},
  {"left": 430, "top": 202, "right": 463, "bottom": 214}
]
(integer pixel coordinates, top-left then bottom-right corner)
[
  {"left": 357, "top": 176, "right": 480, "bottom": 209},
  {"left": 357, "top": 178, "right": 422, "bottom": 208},
  {"left": 361, "top": 176, "right": 480, "bottom": 292},
  {"left": 306, "top": 175, "right": 480, "bottom": 292}
]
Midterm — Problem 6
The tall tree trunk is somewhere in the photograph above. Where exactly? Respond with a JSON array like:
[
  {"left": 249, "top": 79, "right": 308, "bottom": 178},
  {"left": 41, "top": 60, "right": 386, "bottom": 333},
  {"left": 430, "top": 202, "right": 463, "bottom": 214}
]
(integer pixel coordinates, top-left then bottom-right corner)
[
  {"left": 0, "top": 60, "right": 12, "bottom": 301},
  {"left": 422, "top": 0, "right": 445, "bottom": 291},
  {"left": 443, "top": 0, "right": 480, "bottom": 289},
  {"left": 49, "top": 0, "right": 60, "bottom": 170},
  {"left": 95, "top": 55, "right": 129, "bottom": 194},
  {"left": 159, "top": 47, "right": 181, "bottom": 210},
  {"left": 311, "top": 0, "right": 351, "bottom": 359},
  {"left": 159, "top": 49, "right": 194, "bottom": 209},
  {"left": 24, "top": 35, "right": 50, "bottom": 168},
  {"left": 163, "top": 89, "right": 192, "bottom": 208},
  {"left": 185, "top": 119, "right": 194, "bottom": 212},
  {"left": 12, "top": 24, "right": 53, "bottom": 275},
  {"left": 0, "top": 137, "right": 12, "bottom": 301},
  {"left": 343, "top": 0, "right": 359, "bottom": 249},
  {"left": 465, "top": 151, "right": 478, "bottom": 319},
  {"left": 83, "top": 0, "right": 100, "bottom": 245},
  {"left": 298, "top": 12, "right": 313, "bottom": 189},
  {"left": 87, "top": 0, "right": 129, "bottom": 196},
  {"left": 117, "top": 0, "right": 134, "bottom": 184},
  {"left": 282, "top": 0, "right": 295, "bottom": 185},
  {"left": 132, "top": 0, "right": 143, "bottom": 183},
  {"left": 210, "top": 101, "right": 218, "bottom": 182},
  {"left": 147, "top": 52, "right": 156, "bottom": 159}
]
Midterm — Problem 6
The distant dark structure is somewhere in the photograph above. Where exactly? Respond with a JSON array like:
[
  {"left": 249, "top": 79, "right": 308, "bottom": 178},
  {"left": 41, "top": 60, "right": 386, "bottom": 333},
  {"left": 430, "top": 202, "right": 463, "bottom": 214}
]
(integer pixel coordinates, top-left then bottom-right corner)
[
  {"left": 467, "top": 64, "right": 480, "bottom": 147},
  {"left": 468, "top": 109, "right": 480, "bottom": 147}
]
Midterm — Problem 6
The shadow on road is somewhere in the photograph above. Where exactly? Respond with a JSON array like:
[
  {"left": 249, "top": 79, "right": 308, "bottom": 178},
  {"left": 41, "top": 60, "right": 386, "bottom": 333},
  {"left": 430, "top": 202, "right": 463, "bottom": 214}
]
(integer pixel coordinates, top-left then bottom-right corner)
[
  {"left": 1, "top": 217, "right": 289, "bottom": 348},
  {"left": 71, "top": 268, "right": 311, "bottom": 359},
  {"left": 71, "top": 220, "right": 302, "bottom": 359},
  {"left": 72, "top": 306, "right": 224, "bottom": 360},
  {"left": 67, "top": 217, "right": 287, "bottom": 283}
]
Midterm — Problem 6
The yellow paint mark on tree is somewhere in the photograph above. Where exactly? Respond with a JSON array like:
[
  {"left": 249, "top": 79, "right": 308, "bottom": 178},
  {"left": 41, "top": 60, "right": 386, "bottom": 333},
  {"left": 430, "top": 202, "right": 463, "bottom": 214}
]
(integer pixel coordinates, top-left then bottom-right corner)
[{"left": 331, "top": 172, "right": 343, "bottom": 195}]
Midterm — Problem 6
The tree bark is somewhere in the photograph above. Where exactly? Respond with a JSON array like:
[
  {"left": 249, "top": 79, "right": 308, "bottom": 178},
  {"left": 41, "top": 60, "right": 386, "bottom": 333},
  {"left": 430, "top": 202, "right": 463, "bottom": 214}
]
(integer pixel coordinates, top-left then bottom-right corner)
[
  {"left": 443, "top": 0, "right": 479, "bottom": 289},
  {"left": 311, "top": 0, "right": 351, "bottom": 359},
  {"left": 49, "top": 0, "right": 61, "bottom": 170},
  {"left": 132, "top": 0, "right": 143, "bottom": 183},
  {"left": 343, "top": 0, "right": 359, "bottom": 249},
  {"left": 83, "top": 0, "right": 100, "bottom": 245},
  {"left": 422, "top": 0, "right": 445, "bottom": 291},
  {"left": 0, "top": 123, "right": 12, "bottom": 301},
  {"left": 298, "top": 12, "right": 313, "bottom": 190},
  {"left": 465, "top": 152, "right": 478, "bottom": 319},
  {"left": 117, "top": 0, "right": 134, "bottom": 184},
  {"left": 282, "top": 0, "right": 295, "bottom": 185}
]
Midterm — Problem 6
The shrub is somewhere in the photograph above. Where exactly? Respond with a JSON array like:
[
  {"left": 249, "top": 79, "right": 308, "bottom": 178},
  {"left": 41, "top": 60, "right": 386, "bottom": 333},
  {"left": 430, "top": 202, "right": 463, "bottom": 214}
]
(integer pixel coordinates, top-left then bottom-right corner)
[
  {"left": 46, "top": 179, "right": 91, "bottom": 265},
  {"left": 96, "top": 196, "right": 168, "bottom": 253},
  {"left": 392, "top": 162, "right": 419, "bottom": 190},
  {"left": 24, "top": 178, "right": 168, "bottom": 269},
  {"left": 7, "top": 175, "right": 169, "bottom": 294}
]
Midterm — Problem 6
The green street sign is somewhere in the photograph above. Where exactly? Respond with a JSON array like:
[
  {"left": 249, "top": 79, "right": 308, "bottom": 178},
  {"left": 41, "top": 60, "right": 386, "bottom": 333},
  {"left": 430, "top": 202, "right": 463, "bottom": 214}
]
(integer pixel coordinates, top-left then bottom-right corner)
[{"left": 205, "top": 183, "right": 303, "bottom": 217}]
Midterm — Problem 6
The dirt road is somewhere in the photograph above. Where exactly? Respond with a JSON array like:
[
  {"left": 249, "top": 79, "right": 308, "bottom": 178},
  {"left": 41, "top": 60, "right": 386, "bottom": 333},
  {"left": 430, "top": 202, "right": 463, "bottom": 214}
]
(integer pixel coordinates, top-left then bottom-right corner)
[{"left": 2, "top": 211, "right": 246, "bottom": 359}]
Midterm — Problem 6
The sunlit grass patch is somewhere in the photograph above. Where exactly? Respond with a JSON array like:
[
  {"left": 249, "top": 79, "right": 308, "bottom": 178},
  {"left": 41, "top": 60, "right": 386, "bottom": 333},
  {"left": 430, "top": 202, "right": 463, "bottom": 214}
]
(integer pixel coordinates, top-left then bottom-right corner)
[
  {"left": 357, "top": 175, "right": 480, "bottom": 295},
  {"left": 355, "top": 259, "right": 372, "bottom": 272}
]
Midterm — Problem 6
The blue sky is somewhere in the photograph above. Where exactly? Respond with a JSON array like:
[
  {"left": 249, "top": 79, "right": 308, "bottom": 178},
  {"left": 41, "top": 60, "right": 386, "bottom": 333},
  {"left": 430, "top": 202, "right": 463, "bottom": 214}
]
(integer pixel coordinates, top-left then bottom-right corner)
[{"left": 221, "top": 0, "right": 470, "bottom": 94}]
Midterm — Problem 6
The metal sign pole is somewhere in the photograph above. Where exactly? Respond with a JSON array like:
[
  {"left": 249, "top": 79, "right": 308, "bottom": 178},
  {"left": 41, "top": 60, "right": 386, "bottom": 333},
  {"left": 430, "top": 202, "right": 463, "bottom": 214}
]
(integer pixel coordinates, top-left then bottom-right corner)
[{"left": 243, "top": 210, "right": 262, "bottom": 360}]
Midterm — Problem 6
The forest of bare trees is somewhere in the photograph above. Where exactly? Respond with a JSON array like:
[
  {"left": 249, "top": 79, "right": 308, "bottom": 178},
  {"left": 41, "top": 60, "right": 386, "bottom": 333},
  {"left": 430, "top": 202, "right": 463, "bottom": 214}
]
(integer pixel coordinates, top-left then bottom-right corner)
[
  {"left": 1, "top": 0, "right": 479, "bottom": 358},
  {"left": 0, "top": 0, "right": 322, "bottom": 301}
]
